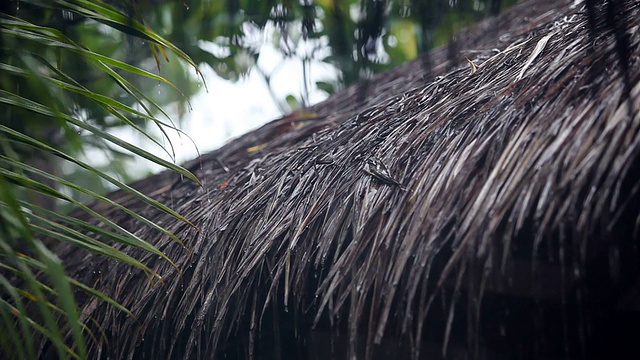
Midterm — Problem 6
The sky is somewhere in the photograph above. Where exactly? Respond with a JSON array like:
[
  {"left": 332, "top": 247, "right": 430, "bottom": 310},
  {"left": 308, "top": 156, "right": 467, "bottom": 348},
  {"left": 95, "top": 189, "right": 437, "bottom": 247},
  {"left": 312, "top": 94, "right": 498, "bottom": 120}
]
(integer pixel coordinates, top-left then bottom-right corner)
[{"left": 115, "top": 39, "right": 337, "bottom": 177}]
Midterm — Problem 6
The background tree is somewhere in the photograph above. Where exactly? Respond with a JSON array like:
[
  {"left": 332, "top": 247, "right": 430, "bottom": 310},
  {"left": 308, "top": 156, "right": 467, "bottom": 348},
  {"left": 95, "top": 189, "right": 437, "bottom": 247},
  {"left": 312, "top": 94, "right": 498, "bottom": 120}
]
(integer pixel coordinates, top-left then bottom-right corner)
[{"left": 101, "top": 0, "right": 514, "bottom": 112}]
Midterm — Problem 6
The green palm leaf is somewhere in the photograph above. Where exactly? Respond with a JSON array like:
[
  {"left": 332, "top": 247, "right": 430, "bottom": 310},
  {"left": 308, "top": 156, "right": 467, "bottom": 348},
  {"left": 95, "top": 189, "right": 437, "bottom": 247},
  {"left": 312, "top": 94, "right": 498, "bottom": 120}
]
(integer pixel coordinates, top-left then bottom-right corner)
[{"left": 0, "top": 0, "right": 203, "bottom": 358}]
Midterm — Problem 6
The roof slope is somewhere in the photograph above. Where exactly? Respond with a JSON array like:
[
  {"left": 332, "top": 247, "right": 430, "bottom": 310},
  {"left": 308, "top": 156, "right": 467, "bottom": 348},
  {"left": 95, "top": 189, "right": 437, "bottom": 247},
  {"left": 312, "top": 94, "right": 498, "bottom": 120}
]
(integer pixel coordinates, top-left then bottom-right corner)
[{"left": 51, "top": 0, "right": 640, "bottom": 359}]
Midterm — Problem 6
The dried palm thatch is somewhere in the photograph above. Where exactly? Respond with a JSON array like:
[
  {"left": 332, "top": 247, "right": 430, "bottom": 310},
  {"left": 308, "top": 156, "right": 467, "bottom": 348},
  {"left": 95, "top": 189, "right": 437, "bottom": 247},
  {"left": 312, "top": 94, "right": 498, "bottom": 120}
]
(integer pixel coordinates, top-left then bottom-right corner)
[{"left": 44, "top": 0, "right": 640, "bottom": 358}]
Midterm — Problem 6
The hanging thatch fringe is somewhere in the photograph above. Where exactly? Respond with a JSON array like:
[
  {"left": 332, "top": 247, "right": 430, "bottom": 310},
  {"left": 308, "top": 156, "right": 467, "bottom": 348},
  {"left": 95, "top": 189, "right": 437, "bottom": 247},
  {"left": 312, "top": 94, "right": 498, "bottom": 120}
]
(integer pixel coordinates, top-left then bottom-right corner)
[{"left": 47, "top": 0, "right": 639, "bottom": 359}]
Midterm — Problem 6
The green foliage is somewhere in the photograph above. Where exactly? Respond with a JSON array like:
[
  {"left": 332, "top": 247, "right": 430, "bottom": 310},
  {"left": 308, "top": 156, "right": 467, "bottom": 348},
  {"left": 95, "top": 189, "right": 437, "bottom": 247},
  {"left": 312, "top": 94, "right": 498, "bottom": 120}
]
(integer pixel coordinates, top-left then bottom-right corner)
[
  {"left": 125, "top": 0, "right": 517, "bottom": 109},
  {"left": 0, "top": 0, "right": 201, "bottom": 358}
]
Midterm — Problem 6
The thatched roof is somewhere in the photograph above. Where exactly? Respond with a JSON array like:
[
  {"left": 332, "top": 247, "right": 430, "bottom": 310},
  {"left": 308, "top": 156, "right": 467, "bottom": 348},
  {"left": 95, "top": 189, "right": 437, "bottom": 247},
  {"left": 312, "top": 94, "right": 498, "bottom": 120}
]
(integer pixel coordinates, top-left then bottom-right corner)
[{"left": 50, "top": 0, "right": 639, "bottom": 358}]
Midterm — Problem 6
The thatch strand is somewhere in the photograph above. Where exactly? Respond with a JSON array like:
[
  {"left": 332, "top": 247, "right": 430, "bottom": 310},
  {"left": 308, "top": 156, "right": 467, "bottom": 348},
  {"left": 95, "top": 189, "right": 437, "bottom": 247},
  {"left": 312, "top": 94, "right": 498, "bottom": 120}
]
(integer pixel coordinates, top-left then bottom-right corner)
[{"left": 44, "top": 0, "right": 640, "bottom": 358}]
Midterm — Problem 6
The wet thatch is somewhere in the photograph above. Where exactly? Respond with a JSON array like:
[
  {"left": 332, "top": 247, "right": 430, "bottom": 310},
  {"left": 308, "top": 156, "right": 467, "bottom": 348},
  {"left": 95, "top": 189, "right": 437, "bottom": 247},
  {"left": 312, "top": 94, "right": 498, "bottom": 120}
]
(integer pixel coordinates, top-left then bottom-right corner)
[{"left": 45, "top": 0, "right": 640, "bottom": 359}]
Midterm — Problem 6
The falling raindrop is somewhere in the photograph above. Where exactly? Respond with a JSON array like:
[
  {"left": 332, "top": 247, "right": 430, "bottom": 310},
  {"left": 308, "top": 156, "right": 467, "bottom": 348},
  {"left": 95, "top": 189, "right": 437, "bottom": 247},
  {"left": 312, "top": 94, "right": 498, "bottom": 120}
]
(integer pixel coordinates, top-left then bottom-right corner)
[
  {"left": 608, "top": 246, "right": 620, "bottom": 281},
  {"left": 62, "top": 10, "right": 73, "bottom": 21}
]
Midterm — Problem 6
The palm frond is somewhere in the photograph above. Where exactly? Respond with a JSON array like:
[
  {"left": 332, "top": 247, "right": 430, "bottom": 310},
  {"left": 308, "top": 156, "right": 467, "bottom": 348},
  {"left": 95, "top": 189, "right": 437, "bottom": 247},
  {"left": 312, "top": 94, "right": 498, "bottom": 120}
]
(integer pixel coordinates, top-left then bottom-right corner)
[{"left": 0, "top": 0, "right": 202, "bottom": 358}]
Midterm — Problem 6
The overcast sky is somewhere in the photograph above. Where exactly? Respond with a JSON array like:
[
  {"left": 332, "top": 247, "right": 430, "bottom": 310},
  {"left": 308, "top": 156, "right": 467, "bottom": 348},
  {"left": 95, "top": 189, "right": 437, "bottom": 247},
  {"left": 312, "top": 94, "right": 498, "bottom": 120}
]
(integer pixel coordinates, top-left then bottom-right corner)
[{"left": 114, "top": 40, "right": 337, "bottom": 178}]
